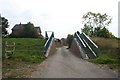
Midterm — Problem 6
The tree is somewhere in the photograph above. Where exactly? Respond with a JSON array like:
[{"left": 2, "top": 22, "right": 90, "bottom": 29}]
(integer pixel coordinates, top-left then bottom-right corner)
[
  {"left": 81, "top": 24, "right": 91, "bottom": 36},
  {"left": 0, "top": 15, "right": 1, "bottom": 37},
  {"left": 96, "top": 27, "right": 109, "bottom": 38},
  {"left": 21, "top": 22, "right": 39, "bottom": 38},
  {"left": 10, "top": 22, "right": 39, "bottom": 38},
  {"left": 2, "top": 17, "right": 9, "bottom": 37},
  {"left": 67, "top": 34, "right": 73, "bottom": 48},
  {"left": 93, "top": 26, "right": 115, "bottom": 38},
  {"left": 108, "top": 32, "right": 115, "bottom": 38},
  {"left": 82, "top": 12, "right": 112, "bottom": 37}
]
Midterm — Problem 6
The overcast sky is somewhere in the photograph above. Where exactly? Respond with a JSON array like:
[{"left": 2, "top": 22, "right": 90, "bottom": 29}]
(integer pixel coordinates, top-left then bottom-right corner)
[{"left": 0, "top": 0, "right": 119, "bottom": 38}]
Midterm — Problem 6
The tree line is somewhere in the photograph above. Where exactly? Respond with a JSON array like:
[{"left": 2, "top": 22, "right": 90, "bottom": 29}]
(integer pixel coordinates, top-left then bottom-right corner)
[
  {"left": 81, "top": 12, "right": 115, "bottom": 38},
  {"left": 1, "top": 12, "right": 117, "bottom": 39},
  {"left": 1, "top": 16, "right": 40, "bottom": 38},
  {"left": 9, "top": 22, "right": 39, "bottom": 38},
  {"left": 67, "top": 12, "right": 117, "bottom": 48},
  {"left": 1, "top": 17, "right": 9, "bottom": 37}
]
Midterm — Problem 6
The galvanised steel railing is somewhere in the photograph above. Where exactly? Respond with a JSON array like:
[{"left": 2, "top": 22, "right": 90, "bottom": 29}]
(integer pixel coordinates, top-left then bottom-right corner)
[
  {"left": 80, "top": 33, "right": 100, "bottom": 56},
  {"left": 73, "top": 32, "right": 86, "bottom": 58},
  {"left": 44, "top": 32, "right": 54, "bottom": 53}
]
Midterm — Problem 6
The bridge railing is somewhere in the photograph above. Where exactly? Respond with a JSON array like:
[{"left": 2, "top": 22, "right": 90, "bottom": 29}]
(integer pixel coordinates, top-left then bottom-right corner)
[
  {"left": 80, "top": 33, "right": 100, "bottom": 56},
  {"left": 73, "top": 32, "right": 86, "bottom": 58},
  {"left": 44, "top": 32, "right": 54, "bottom": 53}
]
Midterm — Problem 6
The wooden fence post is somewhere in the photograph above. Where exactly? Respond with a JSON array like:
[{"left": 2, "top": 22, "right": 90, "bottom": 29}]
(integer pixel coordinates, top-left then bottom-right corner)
[
  {"left": 5, "top": 41, "right": 15, "bottom": 58},
  {"left": 2, "top": 42, "right": 5, "bottom": 59}
]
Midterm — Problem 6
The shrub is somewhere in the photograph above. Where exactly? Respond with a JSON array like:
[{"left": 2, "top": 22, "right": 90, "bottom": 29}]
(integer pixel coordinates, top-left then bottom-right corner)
[{"left": 67, "top": 34, "right": 73, "bottom": 48}]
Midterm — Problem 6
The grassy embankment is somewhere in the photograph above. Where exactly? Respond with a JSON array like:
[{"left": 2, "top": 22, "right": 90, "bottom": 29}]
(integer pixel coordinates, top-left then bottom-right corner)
[
  {"left": 2, "top": 38, "right": 46, "bottom": 78},
  {"left": 88, "top": 37, "right": 119, "bottom": 70}
]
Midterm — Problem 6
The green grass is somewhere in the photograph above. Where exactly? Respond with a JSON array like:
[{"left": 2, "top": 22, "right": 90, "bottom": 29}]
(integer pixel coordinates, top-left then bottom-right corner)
[
  {"left": 3, "top": 38, "right": 46, "bottom": 63},
  {"left": 3, "top": 38, "right": 45, "bottom": 51},
  {"left": 2, "top": 38, "right": 46, "bottom": 78},
  {"left": 2, "top": 38, "right": 46, "bottom": 63},
  {"left": 88, "top": 37, "right": 119, "bottom": 69},
  {"left": 89, "top": 54, "right": 117, "bottom": 64},
  {"left": 91, "top": 37, "right": 119, "bottom": 58},
  {"left": 12, "top": 53, "right": 45, "bottom": 63},
  {"left": 91, "top": 37, "right": 118, "bottom": 49},
  {"left": 88, "top": 53, "right": 118, "bottom": 70}
]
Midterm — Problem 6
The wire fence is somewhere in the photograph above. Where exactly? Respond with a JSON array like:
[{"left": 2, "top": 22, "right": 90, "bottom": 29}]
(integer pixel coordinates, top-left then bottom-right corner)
[{"left": 2, "top": 42, "right": 45, "bottom": 58}]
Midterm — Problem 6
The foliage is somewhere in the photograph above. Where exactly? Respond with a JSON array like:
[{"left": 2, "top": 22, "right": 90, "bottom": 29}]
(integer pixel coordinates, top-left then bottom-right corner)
[
  {"left": 2, "top": 38, "right": 46, "bottom": 78},
  {"left": 92, "top": 37, "right": 118, "bottom": 49},
  {"left": 88, "top": 37, "right": 119, "bottom": 69},
  {"left": 93, "top": 27, "right": 115, "bottom": 38},
  {"left": 21, "top": 22, "right": 39, "bottom": 38},
  {"left": 10, "top": 22, "right": 39, "bottom": 38},
  {"left": 1, "top": 17, "right": 9, "bottom": 37},
  {"left": 67, "top": 34, "right": 73, "bottom": 48},
  {"left": 81, "top": 12, "right": 114, "bottom": 38},
  {"left": 81, "top": 24, "right": 91, "bottom": 35},
  {"left": 82, "top": 12, "right": 112, "bottom": 29},
  {"left": 92, "top": 37, "right": 118, "bottom": 56}
]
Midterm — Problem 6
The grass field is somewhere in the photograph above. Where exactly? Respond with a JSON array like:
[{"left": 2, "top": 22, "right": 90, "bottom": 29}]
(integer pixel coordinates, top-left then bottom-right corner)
[
  {"left": 3, "top": 38, "right": 46, "bottom": 62},
  {"left": 2, "top": 38, "right": 46, "bottom": 78},
  {"left": 88, "top": 37, "right": 119, "bottom": 70}
]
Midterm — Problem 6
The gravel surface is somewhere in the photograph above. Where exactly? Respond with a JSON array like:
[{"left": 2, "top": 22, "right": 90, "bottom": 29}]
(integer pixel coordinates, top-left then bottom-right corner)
[{"left": 31, "top": 46, "right": 118, "bottom": 78}]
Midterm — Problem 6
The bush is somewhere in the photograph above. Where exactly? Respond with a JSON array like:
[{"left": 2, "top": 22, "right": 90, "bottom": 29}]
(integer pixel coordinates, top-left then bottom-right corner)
[{"left": 67, "top": 34, "right": 73, "bottom": 48}]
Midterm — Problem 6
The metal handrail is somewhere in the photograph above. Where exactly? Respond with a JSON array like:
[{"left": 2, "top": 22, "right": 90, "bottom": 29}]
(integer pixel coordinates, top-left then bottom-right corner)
[
  {"left": 44, "top": 32, "right": 54, "bottom": 53},
  {"left": 81, "top": 33, "right": 100, "bottom": 56},
  {"left": 74, "top": 32, "right": 86, "bottom": 58},
  {"left": 83, "top": 33, "right": 98, "bottom": 48},
  {"left": 76, "top": 32, "right": 86, "bottom": 47}
]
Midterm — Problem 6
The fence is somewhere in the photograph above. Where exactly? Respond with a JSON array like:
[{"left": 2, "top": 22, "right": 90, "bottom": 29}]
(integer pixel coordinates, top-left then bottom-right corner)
[
  {"left": 2, "top": 41, "right": 45, "bottom": 59},
  {"left": 71, "top": 31, "right": 100, "bottom": 59},
  {"left": 4, "top": 41, "right": 15, "bottom": 58},
  {"left": 44, "top": 32, "right": 54, "bottom": 57},
  {"left": 80, "top": 33, "right": 100, "bottom": 56},
  {"left": 73, "top": 32, "right": 86, "bottom": 58},
  {"left": 44, "top": 32, "right": 54, "bottom": 52}
]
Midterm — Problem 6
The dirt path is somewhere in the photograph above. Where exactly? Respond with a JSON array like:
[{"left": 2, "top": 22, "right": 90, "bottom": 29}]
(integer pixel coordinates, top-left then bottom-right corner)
[{"left": 31, "top": 46, "right": 118, "bottom": 78}]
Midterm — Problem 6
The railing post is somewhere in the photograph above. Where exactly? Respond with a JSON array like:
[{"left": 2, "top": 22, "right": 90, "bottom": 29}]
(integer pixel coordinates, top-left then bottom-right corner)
[
  {"left": 2, "top": 41, "right": 5, "bottom": 59},
  {"left": 45, "top": 31, "right": 48, "bottom": 41}
]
